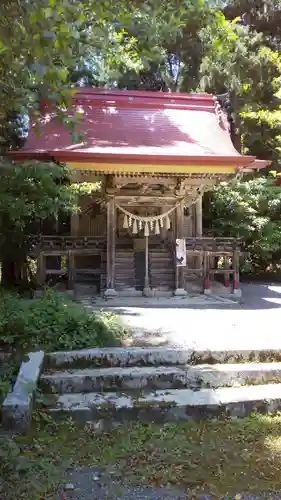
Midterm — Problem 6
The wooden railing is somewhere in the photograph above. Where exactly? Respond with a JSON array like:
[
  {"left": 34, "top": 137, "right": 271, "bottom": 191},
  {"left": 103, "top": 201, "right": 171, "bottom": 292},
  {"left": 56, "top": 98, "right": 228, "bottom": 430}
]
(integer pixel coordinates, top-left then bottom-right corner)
[
  {"left": 184, "top": 237, "right": 241, "bottom": 292},
  {"left": 30, "top": 235, "right": 106, "bottom": 290},
  {"left": 185, "top": 237, "right": 241, "bottom": 253},
  {"left": 31, "top": 235, "right": 242, "bottom": 294},
  {"left": 30, "top": 235, "right": 106, "bottom": 254}
]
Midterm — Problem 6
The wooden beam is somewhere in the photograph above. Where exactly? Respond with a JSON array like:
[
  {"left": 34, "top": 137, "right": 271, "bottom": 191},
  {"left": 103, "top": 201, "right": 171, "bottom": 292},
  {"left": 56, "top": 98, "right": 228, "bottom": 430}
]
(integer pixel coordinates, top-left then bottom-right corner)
[
  {"left": 68, "top": 251, "right": 75, "bottom": 290},
  {"left": 111, "top": 198, "right": 116, "bottom": 289},
  {"left": 106, "top": 200, "right": 112, "bottom": 289},
  {"left": 115, "top": 196, "right": 179, "bottom": 205},
  {"left": 70, "top": 213, "right": 79, "bottom": 236},
  {"left": 195, "top": 196, "right": 203, "bottom": 281},
  {"left": 106, "top": 198, "right": 116, "bottom": 290},
  {"left": 68, "top": 162, "right": 236, "bottom": 175},
  {"left": 176, "top": 200, "right": 185, "bottom": 290},
  {"left": 144, "top": 236, "right": 149, "bottom": 289},
  {"left": 36, "top": 253, "right": 46, "bottom": 287},
  {"left": 112, "top": 177, "right": 177, "bottom": 187},
  {"left": 195, "top": 195, "right": 203, "bottom": 236}
]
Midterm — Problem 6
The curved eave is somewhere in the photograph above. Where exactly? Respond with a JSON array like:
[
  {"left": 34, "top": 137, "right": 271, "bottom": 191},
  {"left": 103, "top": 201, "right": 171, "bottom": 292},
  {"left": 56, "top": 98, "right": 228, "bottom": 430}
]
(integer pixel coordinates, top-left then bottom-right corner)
[
  {"left": 9, "top": 150, "right": 257, "bottom": 170},
  {"left": 241, "top": 159, "right": 271, "bottom": 172}
]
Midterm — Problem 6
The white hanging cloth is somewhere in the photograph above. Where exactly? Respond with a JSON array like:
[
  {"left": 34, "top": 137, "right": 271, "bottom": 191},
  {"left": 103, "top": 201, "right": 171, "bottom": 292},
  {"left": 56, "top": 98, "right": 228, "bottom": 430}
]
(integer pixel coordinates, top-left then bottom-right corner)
[{"left": 119, "top": 201, "right": 181, "bottom": 236}]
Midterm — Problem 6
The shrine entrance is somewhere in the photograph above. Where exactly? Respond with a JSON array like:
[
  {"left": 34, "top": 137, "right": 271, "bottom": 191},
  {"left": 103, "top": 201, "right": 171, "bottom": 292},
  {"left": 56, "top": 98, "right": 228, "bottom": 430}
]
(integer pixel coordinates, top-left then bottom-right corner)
[{"left": 133, "top": 238, "right": 149, "bottom": 291}]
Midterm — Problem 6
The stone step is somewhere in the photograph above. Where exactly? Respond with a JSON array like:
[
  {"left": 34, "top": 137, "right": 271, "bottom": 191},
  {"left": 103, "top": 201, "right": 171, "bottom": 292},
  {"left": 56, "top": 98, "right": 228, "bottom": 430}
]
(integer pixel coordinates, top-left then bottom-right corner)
[
  {"left": 115, "top": 270, "right": 134, "bottom": 275},
  {"left": 114, "top": 284, "right": 134, "bottom": 287},
  {"left": 44, "top": 347, "right": 281, "bottom": 370},
  {"left": 150, "top": 260, "right": 171, "bottom": 263},
  {"left": 115, "top": 264, "right": 134, "bottom": 268},
  {"left": 40, "top": 363, "right": 281, "bottom": 394},
  {"left": 150, "top": 249, "right": 171, "bottom": 253},
  {"left": 150, "top": 264, "right": 174, "bottom": 274},
  {"left": 115, "top": 276, "right": 135, "bottom": 281},
  {"left": 115, "top": 257, "right": 134, "bottom": 261},
  {"left": 47, "top": 383, "right": 281, "bottom": 424},
  {"left": 115, "top": 259, "right": 134, "bottom": 263},
  {"left": 150, "top": 268, "right": 174, "bottom": 272},
  {"left": 150, "top": 253, "right": 171, "bottom": 258},
  {"left": 115, "top": 265, "right": 134, "bottom": 268},
  {"left": 151, "top": 272, "right": 174, "bottom": 276}
]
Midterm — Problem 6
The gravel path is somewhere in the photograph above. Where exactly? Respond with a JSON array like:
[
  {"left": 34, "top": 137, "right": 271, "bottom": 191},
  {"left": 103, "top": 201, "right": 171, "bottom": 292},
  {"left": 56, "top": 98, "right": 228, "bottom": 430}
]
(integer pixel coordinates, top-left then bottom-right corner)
[
  {"left": 58, "top": 466, "right": 281, "bottom": 499},
  {"left": 58, "top": 467, "right": 185, "bottom": 499},
  {"left": 103, "top": 283, "right": 281, "bottom": 350}
]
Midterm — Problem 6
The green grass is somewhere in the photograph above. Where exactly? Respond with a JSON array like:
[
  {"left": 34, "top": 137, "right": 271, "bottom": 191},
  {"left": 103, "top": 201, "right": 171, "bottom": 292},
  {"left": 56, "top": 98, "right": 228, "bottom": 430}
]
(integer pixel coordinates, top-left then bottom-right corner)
[{"left": 3, "top": 413, "right": 281, "bottom": 499}]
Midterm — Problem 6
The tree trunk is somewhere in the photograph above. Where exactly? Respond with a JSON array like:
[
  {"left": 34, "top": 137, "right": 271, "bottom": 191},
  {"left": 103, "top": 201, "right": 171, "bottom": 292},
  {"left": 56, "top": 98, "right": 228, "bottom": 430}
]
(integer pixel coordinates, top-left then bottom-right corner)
[{"left": 231, "top": 92, "right": 242, "bottom": 153}]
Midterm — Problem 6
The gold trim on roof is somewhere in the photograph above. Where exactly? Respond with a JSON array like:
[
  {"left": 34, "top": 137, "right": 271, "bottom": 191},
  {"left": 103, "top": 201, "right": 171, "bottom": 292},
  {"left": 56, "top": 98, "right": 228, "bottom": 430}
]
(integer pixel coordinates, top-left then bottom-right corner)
[{"left": 67, "top": 162, "right": 236, "bottom": 175}]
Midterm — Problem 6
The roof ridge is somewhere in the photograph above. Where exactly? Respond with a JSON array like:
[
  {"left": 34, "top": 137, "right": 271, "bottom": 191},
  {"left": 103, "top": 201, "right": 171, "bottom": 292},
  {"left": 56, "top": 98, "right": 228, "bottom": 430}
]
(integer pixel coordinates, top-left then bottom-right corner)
[{"left": 72, "top": 88, "right": 213, "bottom": 100}]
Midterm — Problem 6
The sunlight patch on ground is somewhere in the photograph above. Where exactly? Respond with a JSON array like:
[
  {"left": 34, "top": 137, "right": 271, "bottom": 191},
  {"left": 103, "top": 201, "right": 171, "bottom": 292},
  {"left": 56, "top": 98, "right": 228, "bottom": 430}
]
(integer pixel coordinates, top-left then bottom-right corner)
[
  {"left": 268, "top": 286, "right": 281, "bottom": 294},
  {"left": 263, "top": 297, "right": 281, "bottom": 304}
]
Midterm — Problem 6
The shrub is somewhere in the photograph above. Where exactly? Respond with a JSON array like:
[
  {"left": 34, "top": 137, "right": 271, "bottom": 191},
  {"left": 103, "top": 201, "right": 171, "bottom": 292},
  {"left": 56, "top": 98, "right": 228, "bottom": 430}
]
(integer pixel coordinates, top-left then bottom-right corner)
[
  {"left": 0, "top": 289, "right": 128, "bottom": 354},
  {"left": 203, "top": 175, "right": 281, "bottom": 274}
]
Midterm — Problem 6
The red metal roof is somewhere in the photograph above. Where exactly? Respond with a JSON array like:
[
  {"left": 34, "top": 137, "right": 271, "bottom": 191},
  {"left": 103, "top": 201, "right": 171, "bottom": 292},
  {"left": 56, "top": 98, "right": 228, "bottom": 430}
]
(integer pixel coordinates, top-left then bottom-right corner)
[{"left": 10, "top": 88, "right": 261, "bottom": 169}]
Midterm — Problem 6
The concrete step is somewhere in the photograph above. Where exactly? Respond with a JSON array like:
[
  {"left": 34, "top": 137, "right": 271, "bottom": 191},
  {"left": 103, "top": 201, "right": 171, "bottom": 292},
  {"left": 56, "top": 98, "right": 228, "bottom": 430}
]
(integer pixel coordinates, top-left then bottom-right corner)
[
  {"left": 47, "top": 383, "right": 281, "bottom": 424},
  {"left": 45, "top": 347, "right": 281, "bottom": 370},
  {"left": 40, "top": 363, "right": 281, "bottom": 394}
]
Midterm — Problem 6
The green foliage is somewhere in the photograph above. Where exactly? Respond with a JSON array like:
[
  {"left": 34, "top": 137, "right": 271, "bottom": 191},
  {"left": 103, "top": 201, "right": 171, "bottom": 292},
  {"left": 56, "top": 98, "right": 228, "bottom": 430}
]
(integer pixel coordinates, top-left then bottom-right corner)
[
  {"left": 0, "top": 159, "right": 76, "bottom": 285},
  {"left": 2, "top": 0, "right": 280, "bottom": 170},
  {"left": 222, "top": 0, "right": 281, "bottom": 45},
  {"left": 0, "top": 431, "right": 70, "bottom": 498},
  {"left": 204, "top": 175, "right": 281, "bottom": 272},
  {"left": 71, "top": 181, "right": 102, "bottom": 195},
  {"left": 0, "top": 289, "right": 127, "bottom": 353},
  {"left": 0, "top": 0, "right": 186, "bottom": 150},
  {"left": 199, "top": 12, "right": 281, "bottom": 166},
  {"left": 0, "top": 355, "right": 19, "bottom": 406}
]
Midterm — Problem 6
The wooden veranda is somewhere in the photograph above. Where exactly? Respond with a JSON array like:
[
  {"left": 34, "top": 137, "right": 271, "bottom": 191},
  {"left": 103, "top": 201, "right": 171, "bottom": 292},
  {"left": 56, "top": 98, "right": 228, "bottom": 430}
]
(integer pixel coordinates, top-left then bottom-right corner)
[{"left": 31, "top": 235, "right": 242, "bottom": 295}]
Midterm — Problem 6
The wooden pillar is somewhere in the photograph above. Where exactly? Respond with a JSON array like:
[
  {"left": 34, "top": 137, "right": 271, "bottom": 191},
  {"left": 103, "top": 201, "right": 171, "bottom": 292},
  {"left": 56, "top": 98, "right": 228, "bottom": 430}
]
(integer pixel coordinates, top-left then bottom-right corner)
[
  {"left": 233, "top": 249, "right": 241, "bottom": 296},
  {"left": 160, "top": 206, "right": 166, "bottom": 239},
  {"left": 106, "top": 200, "right": 112, "bottom": 289},
  {"left": 174, "top": 200, "right": 187, "bottom": 295},
  {"left": 70, "top": 214, "right": 78, "bottom": 292},
  {"left": 71, "top": 212, "right": 79, "bottom": 236},
  {"left": 144, "top": 236, "right": 149, "bottom": 289},
  {"left": 68, "top": 250, "right": 75, "bottom": 290},
  {"left": 37, "top": 252, "right": 46, "bottom": 287},
  {"left": 195, "top": 195, "right": 205, "bottom": 291},
  {"left": 105, "top": 198, "right": 117, "bottom": 296},
  {"left": 195, "top": 195, "right": 203, "bottom": 237},
  {"left": 111, "top": 198, "right": 116, "bottom": 289},
  {"left": 224, "top": 255, "right": 230, "bottom": 288}
]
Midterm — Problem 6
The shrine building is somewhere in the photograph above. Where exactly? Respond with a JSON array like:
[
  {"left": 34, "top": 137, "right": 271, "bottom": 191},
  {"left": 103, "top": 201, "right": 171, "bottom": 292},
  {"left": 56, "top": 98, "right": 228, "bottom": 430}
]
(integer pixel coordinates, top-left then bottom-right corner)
[{"left": 10, "top": 89, "right": 268, "bottom": 297}]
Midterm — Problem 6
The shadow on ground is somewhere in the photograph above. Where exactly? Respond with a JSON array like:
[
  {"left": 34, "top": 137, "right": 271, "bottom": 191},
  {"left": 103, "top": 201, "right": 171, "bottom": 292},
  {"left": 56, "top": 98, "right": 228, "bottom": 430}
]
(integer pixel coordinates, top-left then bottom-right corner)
[{"left": 93, "top": 283, "right": 281, "bottom": 348}]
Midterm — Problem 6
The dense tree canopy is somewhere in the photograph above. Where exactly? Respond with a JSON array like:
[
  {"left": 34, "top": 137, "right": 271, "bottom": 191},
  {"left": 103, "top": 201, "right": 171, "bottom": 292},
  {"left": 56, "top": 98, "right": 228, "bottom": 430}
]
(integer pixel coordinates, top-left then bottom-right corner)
[
  {"left": 203, "top": 175, "right": 281, "bottom": 273},
  {"left": 2, "top": 0, "right": 281, "bottom": 168},
  {"left": 0, "top": 0, "right": 185, "bottom": 150}
]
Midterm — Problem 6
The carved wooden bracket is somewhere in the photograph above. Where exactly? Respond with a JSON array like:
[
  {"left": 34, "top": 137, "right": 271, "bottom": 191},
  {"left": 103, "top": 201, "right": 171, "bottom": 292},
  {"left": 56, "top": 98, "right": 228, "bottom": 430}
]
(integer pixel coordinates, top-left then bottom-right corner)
[{"left": 183, "top": 182, "right": 214, "bottom": 207}]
